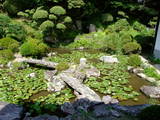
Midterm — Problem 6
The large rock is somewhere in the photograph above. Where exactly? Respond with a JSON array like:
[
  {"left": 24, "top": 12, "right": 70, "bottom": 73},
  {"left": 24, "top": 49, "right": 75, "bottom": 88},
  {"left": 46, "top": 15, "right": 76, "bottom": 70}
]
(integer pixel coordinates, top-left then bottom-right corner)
[
  {"left": 0, "top": 102, "right": 24, "bottom": 120},
  {"left": 100, "top": 56, "right": 119, "bottom": 63},
  {"left": 60, "top": 73, "right": 101, "bottom": 102},
  {"left": 112, "top": 104, "right": 150, "bottom": 116},
  {"left": 140, "top": 85, "right": 160, "bottom": 98},
  {"left": 31, "top": 115, "right": 59, "bottom": 120},
  {"left": 45, "top": 70, "right": 66, "bottom": 92}
]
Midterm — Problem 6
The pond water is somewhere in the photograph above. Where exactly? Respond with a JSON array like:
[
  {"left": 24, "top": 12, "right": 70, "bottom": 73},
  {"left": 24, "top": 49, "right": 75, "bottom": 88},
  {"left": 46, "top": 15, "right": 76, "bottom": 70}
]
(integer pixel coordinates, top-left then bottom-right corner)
[{"left": 120, "top": 73, "right": 160, "bottom": 105}]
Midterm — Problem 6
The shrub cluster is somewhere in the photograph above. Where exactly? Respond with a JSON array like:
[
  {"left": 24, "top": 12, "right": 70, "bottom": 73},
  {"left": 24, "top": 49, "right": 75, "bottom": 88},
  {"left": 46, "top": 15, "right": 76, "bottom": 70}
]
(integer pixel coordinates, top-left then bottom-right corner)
[
  {"left": 20, "top": 38, "right": 49, "bottom": 57},
  {"left": 0, "top": 37, "right": 19, "bottom": 52},
  {"left": 128, "top": 54, "right": 142, "bottom": 67}
]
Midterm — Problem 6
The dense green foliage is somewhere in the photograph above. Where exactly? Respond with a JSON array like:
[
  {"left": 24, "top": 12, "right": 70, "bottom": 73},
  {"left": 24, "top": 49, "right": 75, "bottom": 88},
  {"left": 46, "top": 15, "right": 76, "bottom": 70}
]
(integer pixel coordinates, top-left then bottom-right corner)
[
  {"left": 20, "top": 38, "right": 49, "bottom": 57},
  {"left": 0, "top": 14, "right": 26, "bottom": 41},
  {"left": 0, "top": 49, "right": 14, "bottom": 64},
  {"left": 144, "top": 67, "right": 160, "bottom": 80},
  {"left": 0, "top": 37, "right": 19, "bottom": 52},
  {"left": 128, "top": 54, "right": 142, "bottom": 67}
]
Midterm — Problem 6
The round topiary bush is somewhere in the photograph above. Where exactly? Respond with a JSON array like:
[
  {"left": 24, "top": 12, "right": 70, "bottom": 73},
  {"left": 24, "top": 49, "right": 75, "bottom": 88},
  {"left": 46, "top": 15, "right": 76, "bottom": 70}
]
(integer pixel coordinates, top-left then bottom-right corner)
[
  {"left": 50, "top": 6, "right": 66, "bottom": 15},
  {"left": 0, "top": 49, "right": 14, "bottom": 64},
  {"left": 64, "top": 16, "right": 72, "bottom": 23},
  {"left": 56, "top": 23, "right": 66, "bottom": 30},
  {"left": 138, "top": 105, "right": 160, "bottom": 120},
  {"left": 123, "top": 42, "right": 141, "bottom": 54},
  {"left": 49, "top": 14, "right": 57, "bottom": 20},
  {"left": 33, "top": 10, "right": 49, "bottom": 20},
  {"left": 20, "top": 38, "right": 49, "bottom": 57},
  {"left": 0, "top": 37, "right": 19, "bottom": 52},
  {"left": 128, "top": 54, "right": 142, "bottom": 67},
  {"left": 39, "top": 20, "right": 54, "bottom": 31}
]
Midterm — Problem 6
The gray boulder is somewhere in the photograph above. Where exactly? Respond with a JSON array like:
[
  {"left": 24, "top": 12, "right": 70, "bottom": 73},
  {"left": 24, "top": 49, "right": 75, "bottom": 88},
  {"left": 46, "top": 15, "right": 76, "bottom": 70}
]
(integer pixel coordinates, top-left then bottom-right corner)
[
  {"left": 102, "top": 95, "right": 119, "bottom": 104},
  {"left": 140, "top": 85, "right": 160, "bottom": 98},
  {"left": 0, "top": 102, "right": 24, "bottom": 120},
  {"left": 112, "top": 104, "right": 150, "bottom": 116}
]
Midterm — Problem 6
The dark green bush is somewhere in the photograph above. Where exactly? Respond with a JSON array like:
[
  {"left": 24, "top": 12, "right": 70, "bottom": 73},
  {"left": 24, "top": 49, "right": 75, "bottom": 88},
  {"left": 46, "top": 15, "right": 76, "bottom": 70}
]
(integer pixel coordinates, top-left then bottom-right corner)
[
  {"left": 138, "top": 105, "right": 160, "bottom": 120},
  {"left": 20, "top": 38, "right": 49, "bottom": 57},
  {"left": 0, "top": 49, "right": 14, "bottom": 64},
  {"left": 0, "top": 37, "right": 19, "bottom": 52},
  {"left": 123, "top": 42, "right": 141, "bottom": 54},
  {"left": 128, "top": 54, "right": 142, "bottom": 67}
]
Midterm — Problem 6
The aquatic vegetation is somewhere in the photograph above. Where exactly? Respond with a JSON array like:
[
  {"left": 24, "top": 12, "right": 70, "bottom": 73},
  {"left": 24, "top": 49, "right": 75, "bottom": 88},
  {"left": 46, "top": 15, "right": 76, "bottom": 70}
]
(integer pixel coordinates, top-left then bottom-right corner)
[
  {"left": 27, "top": 88, "right": 75, "bottom": 115},
  {"left": 0, "top": 67, "right": 47, "bottom": 104},
  {"left": 85, "top": 63, "right": 139, "bottom": 101}
]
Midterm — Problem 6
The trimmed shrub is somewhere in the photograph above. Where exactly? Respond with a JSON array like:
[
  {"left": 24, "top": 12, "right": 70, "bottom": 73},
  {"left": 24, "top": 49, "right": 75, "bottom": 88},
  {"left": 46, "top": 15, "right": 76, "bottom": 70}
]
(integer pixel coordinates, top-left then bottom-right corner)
[
  {"left": 39, "top": 20, "right": 54, "bottom": 31},
  {"left": 123, "top": 42, "right": 141, "bottom": 54},
  {"left": 101, "top": 13, "right": 113, "bottom": 23},
  {"left": 49, "top": 14, "right": 57, "bottom": 20},
  {"left": 0, "top": 37, "right": 19, "bottom": 52},
  {"left": 64, "top": 16, "right": 72, "bottom": 23},
  {"left": 55, "top": 62, "right": 69, "bottom": 71},
  {"left": 56, "top": 23, "right": 66, "bottom": 30},
  {"left": 138, "top": 105, "right": 160, "bottom": 120},
  {"left": 20, "top": 38, "right": 49, "bottom": 57},
  {"left": 50, "top": 6, "right": 66, "bottom": 15},
  {"left": 0, "top": 49, "right": 14, "bottom": 64},
  {"left": 33, "top": 10, "right": 49, "bottom": 20},
  {"left": 128, "top": 54, "right": 142, "bottom": 67}
]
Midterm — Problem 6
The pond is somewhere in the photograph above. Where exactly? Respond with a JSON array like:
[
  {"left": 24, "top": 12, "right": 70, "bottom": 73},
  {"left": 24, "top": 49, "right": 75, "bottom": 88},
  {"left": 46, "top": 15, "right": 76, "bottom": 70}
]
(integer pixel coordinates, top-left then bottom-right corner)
[
  {"left": 25, "top": 48, "right": 160, "bottom": 106},
  {"left": 120, "top": 73, "right": 160, "bottom": 105}
]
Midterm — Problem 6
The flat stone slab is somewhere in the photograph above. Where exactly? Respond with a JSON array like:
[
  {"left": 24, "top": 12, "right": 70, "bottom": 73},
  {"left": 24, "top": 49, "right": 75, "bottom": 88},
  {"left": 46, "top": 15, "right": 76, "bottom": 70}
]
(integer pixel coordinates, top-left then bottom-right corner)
[
  {"left": 154, "top": 64, "right": 160, "bottom": 71},
  {"left": 60, "top": 73, "right": 101, "bottom": 102},
  {"left": 140, "top": 85, "right": 160, "bottom": 98},
  {"left": 0, "top": 102, "right": 23, "bottom": 120}
]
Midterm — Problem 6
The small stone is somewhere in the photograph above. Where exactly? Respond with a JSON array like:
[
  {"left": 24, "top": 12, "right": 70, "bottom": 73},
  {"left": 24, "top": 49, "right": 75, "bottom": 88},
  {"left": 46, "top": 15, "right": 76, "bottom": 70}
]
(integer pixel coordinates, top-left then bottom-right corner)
[
  {"left": 111, "top": 98, "right": 119, "bottom": 104},
  {"left": 80, "top": 58, "right": 87, "bottom": 66},
  {"left": 31, "top": 115, "right": 59, "bottom": 120},
  {"left": 102, "top": 95, "right": 112, "bottom": 104},
  {"left": 27, "top": 73, "right": 36, "bottom": 78}
]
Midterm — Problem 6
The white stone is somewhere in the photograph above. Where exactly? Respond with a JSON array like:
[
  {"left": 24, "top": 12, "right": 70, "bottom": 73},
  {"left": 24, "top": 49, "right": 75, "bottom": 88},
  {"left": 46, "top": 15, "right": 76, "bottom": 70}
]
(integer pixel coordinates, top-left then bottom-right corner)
[
  {"left": 102, "top": 95, "right": 112, "bottom": 104},
  {"left": 80, "top": 58, "right": 87, "bottom": 66},
  {"left": 100, "top": 56, "right": 119, "bottom": 63},
  {"left": 27, "top": 73, "right": 36, "bottom": 78}
]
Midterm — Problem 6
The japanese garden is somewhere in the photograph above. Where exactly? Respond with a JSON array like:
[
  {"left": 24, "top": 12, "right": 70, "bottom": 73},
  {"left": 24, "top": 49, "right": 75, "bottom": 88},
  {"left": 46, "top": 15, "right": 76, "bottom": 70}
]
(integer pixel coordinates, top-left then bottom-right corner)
[{"left": 0, "top": 0, "right": 160, "bottom": 120}]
